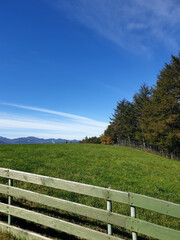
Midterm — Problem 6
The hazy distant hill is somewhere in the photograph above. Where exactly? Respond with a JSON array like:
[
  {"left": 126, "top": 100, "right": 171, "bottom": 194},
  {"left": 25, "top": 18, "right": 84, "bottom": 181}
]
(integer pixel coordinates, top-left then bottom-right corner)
[{"left": 0, "top": 136, "right": 79, "bottom": 145}]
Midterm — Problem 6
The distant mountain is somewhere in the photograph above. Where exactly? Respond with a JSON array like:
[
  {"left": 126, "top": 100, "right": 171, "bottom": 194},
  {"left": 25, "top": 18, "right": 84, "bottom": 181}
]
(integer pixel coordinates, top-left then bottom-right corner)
[
  {"left": 0, "top": 140, "right": 6, "bottom": 145},
  {"left": 0, "top": 136, "right": 79, "bottom": 145}
]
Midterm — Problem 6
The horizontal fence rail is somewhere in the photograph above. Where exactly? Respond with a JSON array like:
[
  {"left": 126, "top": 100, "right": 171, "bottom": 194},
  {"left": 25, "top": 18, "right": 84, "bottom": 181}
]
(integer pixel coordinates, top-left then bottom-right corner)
[
  {"left": 0, "top": 202, "right": 123, "bottom": 240},
  {"left": 0, "top": 167, "right": 179, "bottom": 240},
  {"left": 0, "top": 168, "right": 129, "bottom": 203},
  {"left": 0, "top": 221, "right": 53, "bottom": 240}
]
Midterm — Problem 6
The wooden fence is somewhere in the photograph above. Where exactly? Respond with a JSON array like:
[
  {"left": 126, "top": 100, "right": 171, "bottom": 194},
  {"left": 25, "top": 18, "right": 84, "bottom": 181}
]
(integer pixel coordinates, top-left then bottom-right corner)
[{"left": 0, "top": 167, "right": 179, "bottom": 240}]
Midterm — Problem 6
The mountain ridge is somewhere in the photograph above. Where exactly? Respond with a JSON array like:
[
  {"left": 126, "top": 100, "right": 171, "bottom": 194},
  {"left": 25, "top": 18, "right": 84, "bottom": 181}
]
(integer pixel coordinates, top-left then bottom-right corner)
[{"left": 0, "top": 136, "right": 79, "bottom": 145}]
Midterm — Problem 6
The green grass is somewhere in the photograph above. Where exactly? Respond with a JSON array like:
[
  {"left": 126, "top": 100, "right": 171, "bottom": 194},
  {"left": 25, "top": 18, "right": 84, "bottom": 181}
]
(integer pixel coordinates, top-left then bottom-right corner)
[
  {"left": 0, "top": 231, "right": 17, "bottom": 240},
  {"left": 0, "top": 143, "right": 179, "bottom": 239}
]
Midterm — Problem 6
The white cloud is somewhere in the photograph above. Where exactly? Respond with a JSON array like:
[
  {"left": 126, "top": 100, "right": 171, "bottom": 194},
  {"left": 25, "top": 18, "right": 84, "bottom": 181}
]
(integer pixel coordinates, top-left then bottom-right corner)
[
  {"left": 0, "top": 118, "right": 100, "bottom": 132},
  {"left": 2, "top": 102, "right": 107, "bottom": 127},
  {"left": 49, "top": 0, "right": 180, "bottom": 54},
  {"left": 0, "top": 103, "right": 108, "bottom": 139}
]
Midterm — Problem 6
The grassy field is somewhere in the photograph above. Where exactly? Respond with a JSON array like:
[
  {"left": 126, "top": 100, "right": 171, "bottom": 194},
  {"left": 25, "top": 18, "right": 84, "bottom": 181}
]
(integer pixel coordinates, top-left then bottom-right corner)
[
  {"left": 0, "top": 231, "right": 17, "bottom": 240},
  {"left": 0, "top": 143, "right": 179, "bottom": 239}
]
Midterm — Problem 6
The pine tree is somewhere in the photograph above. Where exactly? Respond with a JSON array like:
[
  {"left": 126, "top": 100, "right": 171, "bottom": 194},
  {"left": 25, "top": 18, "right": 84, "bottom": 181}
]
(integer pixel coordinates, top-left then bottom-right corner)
[
  {"left": 103, "top": 52, "right": 180, "bottom": 156},
  {"left": 133, "top": 84, "right": 151, "bottom": 145},
  {"left": 110, "top": 99, "right": 137, "bottom": 143},
  {"left": 104, "top": 123, "right": 117, "bottom": 143},
  {"left": 145, "top": 53, "right": 180, "bottom": 152}
]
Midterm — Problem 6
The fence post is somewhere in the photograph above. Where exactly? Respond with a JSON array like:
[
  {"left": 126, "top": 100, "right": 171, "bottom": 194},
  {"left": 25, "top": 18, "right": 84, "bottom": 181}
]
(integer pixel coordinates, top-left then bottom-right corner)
[
  {"left": 107, "top": 199, "right": 112, "bottom": 235},
  {"left": 130, "top": 206, "right": 137, "bottom": 240},
  {"left": 107, "top": 187, "right": 112, "bottom": 235},
  {"left": 8, "top": 178, "right": 13, "bottom": 225}
]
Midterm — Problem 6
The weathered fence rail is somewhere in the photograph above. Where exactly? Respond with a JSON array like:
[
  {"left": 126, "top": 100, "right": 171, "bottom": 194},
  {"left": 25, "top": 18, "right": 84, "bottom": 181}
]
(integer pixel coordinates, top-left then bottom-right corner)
[{"left": 0, "top": 168, "right": 179, "bottom": 240}]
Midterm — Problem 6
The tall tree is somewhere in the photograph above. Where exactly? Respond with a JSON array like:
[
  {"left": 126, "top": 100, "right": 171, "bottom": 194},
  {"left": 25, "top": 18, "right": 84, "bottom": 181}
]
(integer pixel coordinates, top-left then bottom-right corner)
[
  {"left": 110, "top": 99, "right": 137, "bottom": 143},
  {"left": 104, "top": 123, "right": 117, "bottom": 143},
  {"left": 103, "top": 52, "right": 180, "bottom": 156},
  {"left": 133, "top": 84, "right": 151, "bottom": 145},
  {"left": 144, "top": 53, "right": 180, "bottom": 152}
]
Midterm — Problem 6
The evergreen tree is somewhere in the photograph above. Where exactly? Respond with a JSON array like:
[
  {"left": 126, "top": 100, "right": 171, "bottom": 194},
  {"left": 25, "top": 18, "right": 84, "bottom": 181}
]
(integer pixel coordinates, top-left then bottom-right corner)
[
  {"left": 104, "top": 123, "right": 117, "bottom": 143},
  {"left": 110, "top": 99, "right": 137, "bottom": 143},
  {"left": 81, "top": 136, "right": 101, "bottom": 144},
  {"left": 147, "top": 53, "right": 180, "bottom": 152},
  {"left": 103, "top": 52, "right": 180, "bottom": 156},
  {"left": 133, "top": 84, "right": 151, "bottom": 145}
]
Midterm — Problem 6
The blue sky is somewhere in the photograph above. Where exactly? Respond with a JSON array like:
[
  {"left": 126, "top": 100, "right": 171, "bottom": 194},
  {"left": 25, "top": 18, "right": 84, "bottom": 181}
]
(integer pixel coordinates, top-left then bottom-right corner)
[{"left": 0, "top": 0, "right": 179, "bottom": 140}]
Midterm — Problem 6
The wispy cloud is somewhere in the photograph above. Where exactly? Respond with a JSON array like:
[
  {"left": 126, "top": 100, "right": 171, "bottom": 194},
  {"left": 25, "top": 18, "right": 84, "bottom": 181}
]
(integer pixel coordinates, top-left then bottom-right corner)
[
  {"left": 0, "top": 118, "right": 102, "bottom": 132},
  {"left": 49, "top": 0, "right": 180, "bottom": 54},
  {"left": 1, "top": 102, "right": 107, "bottom": 127},
  {"left": 0, "top": 103, "right": 108, "bottom": 139}
]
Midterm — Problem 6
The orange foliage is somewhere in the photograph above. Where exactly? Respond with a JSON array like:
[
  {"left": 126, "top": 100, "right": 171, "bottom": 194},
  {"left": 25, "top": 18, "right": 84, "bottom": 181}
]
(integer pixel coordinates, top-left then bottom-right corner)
[{"left": 100, "top": 134, "right": 114, "bottom": 145}]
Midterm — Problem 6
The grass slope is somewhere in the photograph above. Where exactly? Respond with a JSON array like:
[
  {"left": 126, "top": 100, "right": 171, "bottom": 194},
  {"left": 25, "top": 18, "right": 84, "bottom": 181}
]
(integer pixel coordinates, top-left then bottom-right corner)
[
  {"left": 0, "top": 232, "right": 17, "bottom": 240},
  {"left": 0, "top": 143, "right": 179, "bottom": 239}
]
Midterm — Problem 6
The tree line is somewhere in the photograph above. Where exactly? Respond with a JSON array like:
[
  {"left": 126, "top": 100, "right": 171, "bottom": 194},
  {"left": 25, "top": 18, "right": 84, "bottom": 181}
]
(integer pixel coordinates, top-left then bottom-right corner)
[
  {"left": 103, "top": 53, "right": 180, "bottom": 155},
  {"left": 81, "top": 53, "right": 180, "bottom": 157}
]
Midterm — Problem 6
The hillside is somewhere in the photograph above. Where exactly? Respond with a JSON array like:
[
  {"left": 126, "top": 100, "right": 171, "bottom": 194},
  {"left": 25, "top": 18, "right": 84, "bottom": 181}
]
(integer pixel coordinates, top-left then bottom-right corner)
[{"left": 0, "top": 143, "right": 179, "bottom": 239}]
